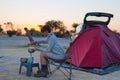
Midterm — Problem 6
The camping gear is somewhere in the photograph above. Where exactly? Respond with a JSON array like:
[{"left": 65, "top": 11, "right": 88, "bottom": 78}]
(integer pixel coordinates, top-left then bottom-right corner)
[
  {"left": 66, "top": 12, "right": 120, "bottom": 68},
  {"left": 27, "top": 55, "right": 34, "bottom": 64},
  {"left": 28, "top": 48, "right": 35, "bottom": 53},
  {"left": 19, "top": 62, "right": 40, "bottom": 76},
  {"left": 19, "top": 48, "right": 39, "bottom": 76},
  {"left": 47, "top": 42, "right": 72, "bottom": 80},
  {"left": 24, "top": 27, "right": 34, "bottom": 42},
  {"left": 27, "top": 48, "right": 34, "bottom": 64},
  {"left": 20, "top": 58, "right": 28, "bottom": 63}
]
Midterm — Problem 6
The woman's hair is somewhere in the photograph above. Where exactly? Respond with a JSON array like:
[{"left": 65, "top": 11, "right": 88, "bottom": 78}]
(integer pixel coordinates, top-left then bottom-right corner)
[{"left": 41, "top": 25, "right": 51, "bottom": 33}]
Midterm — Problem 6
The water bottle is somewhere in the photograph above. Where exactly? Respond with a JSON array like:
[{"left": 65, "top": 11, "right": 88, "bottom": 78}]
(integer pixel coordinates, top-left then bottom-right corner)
[{"left": 27, "top": 54, "right": 34, "bottom": 64}]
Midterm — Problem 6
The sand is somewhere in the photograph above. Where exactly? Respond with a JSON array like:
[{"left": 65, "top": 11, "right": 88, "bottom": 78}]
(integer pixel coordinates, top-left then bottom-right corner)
[{"left": 0, "top": 36, "right": 120, "bottom": 80}]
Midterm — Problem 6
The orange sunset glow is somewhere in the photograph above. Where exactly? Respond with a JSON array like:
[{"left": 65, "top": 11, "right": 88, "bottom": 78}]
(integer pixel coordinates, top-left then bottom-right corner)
[{"left": 0, "top": 0, "right": 120, "bottom": 34}]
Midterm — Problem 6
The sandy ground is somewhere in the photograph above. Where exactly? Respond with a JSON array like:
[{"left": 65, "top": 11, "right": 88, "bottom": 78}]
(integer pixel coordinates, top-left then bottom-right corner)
[{"left": 0, "top": 36, "right": 120, "bottom": 80}]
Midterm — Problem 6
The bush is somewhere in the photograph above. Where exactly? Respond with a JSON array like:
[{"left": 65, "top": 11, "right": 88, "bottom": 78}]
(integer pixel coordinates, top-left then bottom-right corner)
[{"left": 7, "top": 30, "right": 17, "bottom": 37}]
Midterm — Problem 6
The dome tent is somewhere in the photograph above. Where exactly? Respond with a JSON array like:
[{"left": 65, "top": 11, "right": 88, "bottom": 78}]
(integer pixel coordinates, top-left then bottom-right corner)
[{"left": 66, "top": 12, "right": 120, "bottom": 68}]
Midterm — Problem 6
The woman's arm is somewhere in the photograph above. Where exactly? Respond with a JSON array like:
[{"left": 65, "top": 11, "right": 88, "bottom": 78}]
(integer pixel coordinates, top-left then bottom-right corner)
[{"left": 36, "top": 40, "right": 47, "bottom": 44}]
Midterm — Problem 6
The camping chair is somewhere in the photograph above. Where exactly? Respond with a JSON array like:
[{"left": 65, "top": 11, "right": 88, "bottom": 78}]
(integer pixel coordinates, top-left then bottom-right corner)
[{"left": 47, "top": 43, "right": 73, "bottom": 80}]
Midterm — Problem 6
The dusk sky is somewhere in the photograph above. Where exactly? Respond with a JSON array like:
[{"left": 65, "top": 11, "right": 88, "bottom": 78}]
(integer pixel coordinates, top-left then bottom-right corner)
[{"left": 0, "top": 0, "right": 120, "bottom": 33}]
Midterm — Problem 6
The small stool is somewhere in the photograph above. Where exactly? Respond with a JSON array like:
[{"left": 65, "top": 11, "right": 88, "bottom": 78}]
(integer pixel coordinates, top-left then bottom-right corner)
[{"left": 19, "top": 62, "right": 40, "bottom": 76}]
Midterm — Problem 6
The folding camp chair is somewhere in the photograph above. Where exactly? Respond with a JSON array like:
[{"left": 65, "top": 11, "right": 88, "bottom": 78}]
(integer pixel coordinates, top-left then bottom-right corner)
[{"left": 47, "top": 43, "right": 72, "bottom": 80}]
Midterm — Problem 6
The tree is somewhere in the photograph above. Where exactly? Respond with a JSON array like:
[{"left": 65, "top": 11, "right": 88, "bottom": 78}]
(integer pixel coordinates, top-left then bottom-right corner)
[
  {"left": 4, "top": 22, "right": 17, "bottom": 37},
  {"left": 38, "top": 25, "right": 43, "bottom": 32},
  {"left": 72, "top": 23, "right": 79, "bottom": 32},
  {"left": 0, "top": 25, "right": 3, "bottom": 33},
  {"left": 44, "top": 20, "right": 66, "bottom": 37},
  {"left": 4, "top": 22, "right": 14, "bottom": 30},
  {"left": 16, "top": 28, "right": 22, "bottom": 36},
  {"left": 45, "top": 20, "right": 66, "bottom": 32},
  {"left": 7, "top": 30, "right": 17, "bottom": 37}
]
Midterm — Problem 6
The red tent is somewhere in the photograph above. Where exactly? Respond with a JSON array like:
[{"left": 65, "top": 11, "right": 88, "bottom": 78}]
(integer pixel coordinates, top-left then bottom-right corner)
[{"left": 66, "top": 12, "right": 120, "bottom": 68}]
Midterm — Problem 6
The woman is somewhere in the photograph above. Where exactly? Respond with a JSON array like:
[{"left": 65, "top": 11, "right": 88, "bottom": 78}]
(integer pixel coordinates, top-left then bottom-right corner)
[{"left": 31, "top": 25, "right": 66, "bottom": 77}]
